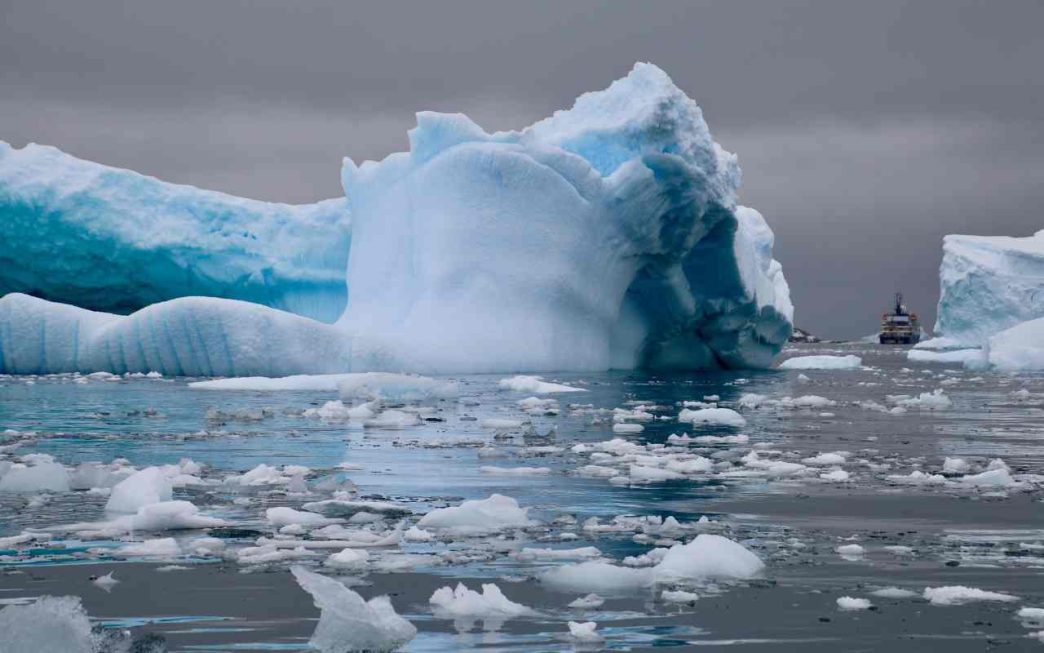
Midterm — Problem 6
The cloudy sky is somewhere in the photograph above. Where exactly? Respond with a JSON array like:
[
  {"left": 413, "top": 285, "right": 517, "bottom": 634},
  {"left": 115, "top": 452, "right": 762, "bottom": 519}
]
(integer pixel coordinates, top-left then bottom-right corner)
[{"left": 3, "top": 0, "right": 1042, "bottom": 338}]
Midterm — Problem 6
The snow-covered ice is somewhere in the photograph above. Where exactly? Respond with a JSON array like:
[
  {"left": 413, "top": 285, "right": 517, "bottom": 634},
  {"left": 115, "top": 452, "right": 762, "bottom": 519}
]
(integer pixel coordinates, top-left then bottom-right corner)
[{"left": 416, "top": 494, "right": 533, "bottom": 534}]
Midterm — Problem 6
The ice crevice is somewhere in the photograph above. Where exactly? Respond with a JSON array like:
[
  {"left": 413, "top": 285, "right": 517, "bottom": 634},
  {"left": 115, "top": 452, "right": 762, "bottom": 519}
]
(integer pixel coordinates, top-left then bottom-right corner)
[{"left": 0, "top": 62, "right": 792, "bottom": 375}]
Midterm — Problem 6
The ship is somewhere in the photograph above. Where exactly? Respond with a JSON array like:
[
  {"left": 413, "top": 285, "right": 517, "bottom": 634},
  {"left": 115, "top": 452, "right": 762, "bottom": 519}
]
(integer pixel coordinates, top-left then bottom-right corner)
[{"left": 878, "top": 292, "right": 921, "bottom": 345}]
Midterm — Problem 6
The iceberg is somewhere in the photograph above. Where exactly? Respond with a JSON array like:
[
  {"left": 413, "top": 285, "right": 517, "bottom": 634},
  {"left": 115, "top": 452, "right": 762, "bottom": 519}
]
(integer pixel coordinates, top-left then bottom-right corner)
[
  {"left": 0, "top": 141, "right": 349, "bottom": 322},
  {"left": 0, "top": 63, "right": 792, "bottom": 375},
  {"left": 932, "top": 231, "right": 1044, "bottom": 347}
]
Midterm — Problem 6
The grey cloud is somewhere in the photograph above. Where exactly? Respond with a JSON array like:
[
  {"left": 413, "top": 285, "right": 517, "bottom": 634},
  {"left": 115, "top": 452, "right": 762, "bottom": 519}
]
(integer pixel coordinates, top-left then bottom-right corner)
[{"left": 2, "top": 0, "right": 1043, "bottom": 338}]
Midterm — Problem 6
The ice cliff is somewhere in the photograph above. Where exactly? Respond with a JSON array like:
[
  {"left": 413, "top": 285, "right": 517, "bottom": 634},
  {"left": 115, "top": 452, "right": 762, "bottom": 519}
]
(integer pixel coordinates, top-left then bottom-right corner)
[
  {"left": 932, "top": 231, "right": 1044, "bottom": 347},
  {"left": 0, "top": 63, "right": 792, "bottom": 375},
  {"left": 0, "top": 141, "right": 350, "bottom": 322},
  {"left": 920, "top": 230, "right": 1044, "bottom": 371}
]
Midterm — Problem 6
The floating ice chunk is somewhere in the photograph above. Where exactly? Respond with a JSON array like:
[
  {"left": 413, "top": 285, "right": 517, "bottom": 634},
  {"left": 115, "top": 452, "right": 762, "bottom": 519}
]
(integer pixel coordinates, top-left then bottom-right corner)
[
  {"left": 119, "top": 537, "right": 181, "bottom": 558},
  {"left": 568, "top": 593, "right": 605, "bottom": 609},
  {"left": 960, "top": 467, "right": 1018, "bottom": 488},
  {"left": 429, "top": 583, "right": 536, "bottom": 621},
  {"left": 923, "top": 585, "right": 1018, "bottom": 606},
  {"left": 778, "top": 355, "right": 861, "bottom": 370},
  {"left": 668, "top": 433, "right": 749, "bottom": 445},
  {"left": 888, "top": 389, "right": 952, "bottom": 410},
  {"left": 628, "top": 465, "right": 684, "bottom": 483},
  {"left": 907, "top": 348, "right": 984, "bottom": 365},
  {"left": 325, "top": 548, "right": 370, "bottom": 570},
  {"left": 87, "top": 500, "right": 227, "bottom": 533},
  {"left": 105, "top": 467, "right": 172, "bottom": 513},
  {"left": 338, "top": 373, "right": 459, "bottom": 402},
  {"left": 942, "top": 457, "right": 971, "bottom": 474},
  {"left": 403, "top": 526, "right": 434, "bottom": 542},
  {"left": 498, "top": 375, "right": 586, "bottom": 394},
  {"left": 0, "top": 596, "right": 94, "bottom": 653},
  {"left": 836, "top": 596, "right": 872, "bottom": 611},
  {"left": 654, "top": 535, "right": 764, "bottom": 581},
  {"left": 267, "top": 507, "right": 338, "bottom": 528},
  {"left": 514, "top": 546, "right": 603, "bottom": 561},
  {"left": 820, "top": 469, "right": 851, "bottom": 482},
  {"left": 291, "top": 566, "right": 416, "bottom": 652},
  {"left": 302, "top": 499, "right": 410, "bottom": 519},
  {"left": 417, "top": 494, "right": 533, "bottom": 534},
  {"left": 836, "top": 544, "right": 865, "bottom": 560},
  {"left": 612, "top": 422, "right": 644, "bottom": 434},
  {"left": 0, "top": 462, "right": 70, "bottom": 493},
  {"left": 803, "top": 452, "right": 848, "bottom": 466},
  {"left": 481, "top": 418, "right": 526, "bottom": 430},
  {"left": 985, "top": 317, "right": 1044, "bottom": 371},
  {"left": 479, "top": 466, "right": 552, "bottom": 476},
  {"left": 191, "top": 373, "right": 351, "bottom": 391},
  {"left": 567, "top": 620, "right": 601, "bottom": 641},
  {"left": 541, "top": 561, "right": 653, "bottom": 594},
  {"left": 662, "top": 589, "right": 700, "bottom": 603},
  {"left": 1018, "top": 607, "right": 1044, "bottom": 625},
  {"left": 871, "top": 587, "right": 918, "bottom": 599},
  {"left": 677, "top": 407, "right": 746, "bottom": 428},
  {"left": 91, "top": 571, "right": 119, "bottom": 592},
  {"left": 364, "top": 410, "right": 422, "bottom": 429},
  {"left": 886, "top": 470, "right": 948, "bottom": 486}
]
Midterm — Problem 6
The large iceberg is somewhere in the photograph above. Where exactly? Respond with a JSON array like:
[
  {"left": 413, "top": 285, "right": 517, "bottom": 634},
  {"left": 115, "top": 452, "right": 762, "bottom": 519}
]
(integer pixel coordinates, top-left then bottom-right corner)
[
  {"left": 0, "top": 63, "right": 792, "bottom": 375},
  {"left": 0, "top": 141, "right": 350, "bottom": 322},
  {"left": 931, "top": 231, "right": 1044, "bottom": 347}
]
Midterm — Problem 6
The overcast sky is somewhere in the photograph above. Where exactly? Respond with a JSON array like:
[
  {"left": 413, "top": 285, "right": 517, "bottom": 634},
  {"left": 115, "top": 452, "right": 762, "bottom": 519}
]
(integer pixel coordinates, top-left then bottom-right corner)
[{"left": 3, "top": 0, "right": 1042, "bottom": 338}]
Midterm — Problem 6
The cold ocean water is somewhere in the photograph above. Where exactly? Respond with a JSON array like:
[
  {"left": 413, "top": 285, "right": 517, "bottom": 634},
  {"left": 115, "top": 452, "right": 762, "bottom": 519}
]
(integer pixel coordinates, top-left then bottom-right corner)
[{"left": 3, "top": 342, "right": 1044, "bottom": 651}]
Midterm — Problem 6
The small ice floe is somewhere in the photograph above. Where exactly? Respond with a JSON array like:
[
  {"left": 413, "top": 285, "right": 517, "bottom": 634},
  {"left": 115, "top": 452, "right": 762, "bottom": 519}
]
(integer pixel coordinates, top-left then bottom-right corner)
[
  {"left": 303, "top": 400, "right": 376, "bottom": 421},
  {"left": 403, "top": 526, "right": 434, "bottom": 542},
  {"left": 1017, "top": 606, "right": 1044, "bottom": 627},
  {"left": 778, "top": 355, "right": 861, "bottom": 370},
  {"left": 325, "top": 547, "right": 370, "bottom": 570},
  {"left": 835, "top": 544, "right": 865, "bottom": 560},
  {"left": 429, "top": 583, "right": 536, "bottom": 630},
  {"left": 870, "top": 587, "right": 918, "bottom": 599},
  {"left": 105, "top": 467, "right": 172, "bottom": 513},
  {"left": 803, "top": 452, "right": 848, "bottom": 466},
  {"left": 543, "top": 534, "right": 763, "bottom": 594},
  {"left": 568, "top": 593, "right": 605, "bottom": 609},
  {"left": 836, "top": 596, "right": 872, "bottom": 611},
  {"left": 479, "top": 465, "right": 551, "bottom": 476},
  {"left": 907, "top": 348, "right": 984, "bottom": 365},
  {"left": 667, "top": 433, "right": 748, "bottom": 445},
  {"left": 661, "top": 589, "right": 699, "bottom": 604},
  {"left": 887, "top": 389, "right": 951, "bottom": 410},
  {"left": 302, "top": 499, "right": 410, "bottom": 519},
  {"left": 677, "top": 407, "right": 746, "bottom": 428},
  {"left": 292, "top": 566, "right": 416, "bottom": 653},
  {"left": 513, "top": 546, "right": 602, "bottom": 561},
  {"left": 612, "top": 422, "right": 644, "bottom": 434},
  {"left": 498, "top": 375, "right": 585, "bottom": 394},
  {"left": 567, "top": 620, "right": 601, "bottom": 642},
  {"left": 886, "top": 470, "right": 947, "bottom": 486},
  {"left": 923, "top": 586, "right": 1019, "bottom": 606},
  {"left": 942, "top": 457, "right": 971, "bottom": 474},
  {"left": 820, "top": 469, "right": 851, "bottom": 482},
  {"left": 416, "top": 494, "right": 533, "bottom": 535},
  {"left": 0, "top": 595, "right": 94, "bottom": 652},
  {"left": 0, "top": 461, "right": 70, "bottom": 493},
  {"left": 70, "top": 500, "right": 227, "bottom": 536},
  {"left": 266, "top": 506, "right": 338, "bottom": 528},
  {"left": 90, "top": 571, "right": 119, "bottom": 592},
  {"left": 119, "top": 537, "right": 181, "bottom": 558}
]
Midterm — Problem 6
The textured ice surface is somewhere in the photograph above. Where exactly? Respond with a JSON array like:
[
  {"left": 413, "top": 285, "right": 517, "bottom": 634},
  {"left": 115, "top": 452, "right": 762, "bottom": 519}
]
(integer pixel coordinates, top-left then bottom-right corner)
[
  {"left": 291, "top": 566, "right": 417, "bottom": 652},
  {"left": 0, "top": 141, "right": 350, "bottom": 322},
  {"left": 934, "top": 231, "right": 1044, "bottom": 346},
  {"left": 341, "top": 63, "right": 792, "bottom": 372},
  {"left": 778, "top": 355, "right": 861, "bottom": 370},
  {"left": 985, "top": 317, "right": 1044, "bottom": 371},
  {"left": 0, "top": 63, "right": 792, "bottom": 375}
]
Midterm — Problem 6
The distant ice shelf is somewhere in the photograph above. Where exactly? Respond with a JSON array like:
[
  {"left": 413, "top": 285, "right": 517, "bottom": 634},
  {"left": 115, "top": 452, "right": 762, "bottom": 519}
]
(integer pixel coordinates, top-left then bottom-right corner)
[{"left": 0, "top": 62, "right": 793, "bottom": 375}]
